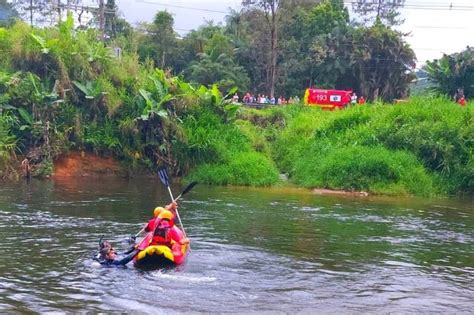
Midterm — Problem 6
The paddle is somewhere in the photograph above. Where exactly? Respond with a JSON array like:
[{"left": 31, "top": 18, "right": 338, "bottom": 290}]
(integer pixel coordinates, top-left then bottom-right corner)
[
  {"left": 158, "top": 167, "right": 194, "bottom": 241},
  {"left": 132, "top": 181, "right": 197, "bottom": 239},
  {"left": 134, "top": 177, "right": 197, "bottom": 252}
]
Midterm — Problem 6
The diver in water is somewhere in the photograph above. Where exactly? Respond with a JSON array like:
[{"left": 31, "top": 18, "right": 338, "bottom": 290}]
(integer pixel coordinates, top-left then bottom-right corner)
[{"left": 94, "top": 239, "right": 139, "bottom": 266}]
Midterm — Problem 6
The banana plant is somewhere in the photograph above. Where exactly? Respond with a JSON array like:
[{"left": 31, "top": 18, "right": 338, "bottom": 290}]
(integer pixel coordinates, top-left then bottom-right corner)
[
  {"left": 29, "top": 33, "right": 59, "bottom": 55},
  {"left": 73, "top": 80, "right": 107, "bottom": 119},
  {"left": 138, "top": 69, "right": 174, "bottom": 120}
]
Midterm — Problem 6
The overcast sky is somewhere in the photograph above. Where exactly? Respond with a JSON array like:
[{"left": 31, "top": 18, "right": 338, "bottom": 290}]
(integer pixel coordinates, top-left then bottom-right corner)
[{"left": 117, "top": 0, "right": 474, "bottom": 66}]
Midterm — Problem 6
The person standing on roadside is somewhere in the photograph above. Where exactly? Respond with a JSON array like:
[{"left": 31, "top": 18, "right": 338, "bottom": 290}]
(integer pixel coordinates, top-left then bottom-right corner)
[
  {"left": 458, "top": 96, "right": 466, "bottom": 106},
  {"left": 351, "top": 92, "right": 357, "bottom": 106}
]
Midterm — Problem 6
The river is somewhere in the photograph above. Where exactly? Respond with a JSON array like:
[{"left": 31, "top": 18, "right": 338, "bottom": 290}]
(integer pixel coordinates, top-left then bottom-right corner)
[{"left": 0, "top": 178, "right": 472, "bottom": 313}]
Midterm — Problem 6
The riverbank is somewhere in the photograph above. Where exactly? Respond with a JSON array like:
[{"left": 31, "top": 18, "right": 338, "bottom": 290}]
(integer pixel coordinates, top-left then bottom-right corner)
[
  {"left": 53, "top": 152, "right": 121, "bottom": 177},
  {"left": 49, "top": 152, "right": 372, "bottom": 197}
]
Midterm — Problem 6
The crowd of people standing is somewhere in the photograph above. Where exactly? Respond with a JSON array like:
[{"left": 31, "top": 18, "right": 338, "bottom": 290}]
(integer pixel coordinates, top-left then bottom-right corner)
[{"left": 234, "top": 92, "right": 300, "bottom": 105}]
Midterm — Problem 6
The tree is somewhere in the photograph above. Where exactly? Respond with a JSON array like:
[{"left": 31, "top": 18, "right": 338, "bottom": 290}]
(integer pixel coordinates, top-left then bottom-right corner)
[
  {"left": 137, "top": 11, "right": 178, "bottom": 69},
  {"left": 186, "top": 28, "right": 250, "bottom": 91},
  {"left": 225, "top": 9, "right": 269, "bottom": 93},
  {"left": 277, "top": 0, "right": 349, "bottom": 96},
  {"left": 242, "top": 0, "right": 282, "bottom": 98},
  {"left": 351, "top": 22, "right": 416, "bottom": 101},
  {"left": 104, "top": 0, "right": 119, "bottom": 38},
  {"left": 425, "top": 47, "right": 474, "bottom": 99},
  {"left": 151, "top": 11, "right": 177, "bottom": 69},
  {"left": 352, "top": 0, "right": 405, "bottom": 26},
  {"left": 242, "top": 0, "right": 320, "bottom": 97},
  {"left": 311, "top": 21, "right": 416, "bottom": 101}
]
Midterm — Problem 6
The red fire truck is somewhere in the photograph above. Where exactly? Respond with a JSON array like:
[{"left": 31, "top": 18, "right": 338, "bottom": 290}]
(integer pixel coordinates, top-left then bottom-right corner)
[{"left": 304, "top": 88, "right": 352, "bottom": 110}]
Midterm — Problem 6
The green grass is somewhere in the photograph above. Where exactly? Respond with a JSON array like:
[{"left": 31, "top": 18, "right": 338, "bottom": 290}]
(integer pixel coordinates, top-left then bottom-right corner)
[{"left": 266, "top": 97, "right": 473, "bottom": 196}]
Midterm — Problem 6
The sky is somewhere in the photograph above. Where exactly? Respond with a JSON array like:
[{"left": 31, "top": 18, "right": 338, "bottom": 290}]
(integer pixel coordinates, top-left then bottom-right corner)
[{"left": 116, "top": 0, "right": 474, "bottom": 67}]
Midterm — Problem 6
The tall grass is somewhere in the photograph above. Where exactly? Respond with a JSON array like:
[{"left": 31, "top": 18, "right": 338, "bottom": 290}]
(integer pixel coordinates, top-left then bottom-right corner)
[
  {"left": 269, "top": 97, "right": 472, "bottom": 195},
  {"left": 188, "top": 151, "right": 279, "bottom": 186},
  {"left": 182, "top": 107, "right": 279, "bottom": 186},
  {"left": 293, "top": 145, "right": 434, "bottom": 196}
]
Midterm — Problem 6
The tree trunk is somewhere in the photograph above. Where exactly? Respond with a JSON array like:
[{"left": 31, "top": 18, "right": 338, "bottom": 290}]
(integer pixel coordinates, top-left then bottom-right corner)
[
  {"left": 270, "top": 2, "right": 278, "bottom": 98},
  {"left": 269, "top": 12, "right": 277, "bottom": 98}
]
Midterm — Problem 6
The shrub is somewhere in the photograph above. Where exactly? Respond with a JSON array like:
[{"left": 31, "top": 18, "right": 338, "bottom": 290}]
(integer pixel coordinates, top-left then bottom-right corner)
[
  {"left": 189, "top": 151, "right": 279, "bottom": 186},
  {"left": 293, "top": 145, "right": 435, "bottom": 196}
]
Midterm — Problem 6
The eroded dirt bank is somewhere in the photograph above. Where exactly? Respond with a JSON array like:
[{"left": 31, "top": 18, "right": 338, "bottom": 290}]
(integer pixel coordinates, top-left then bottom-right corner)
[{"left": 53, "top": 152, "right": 121, "bottom": 177}]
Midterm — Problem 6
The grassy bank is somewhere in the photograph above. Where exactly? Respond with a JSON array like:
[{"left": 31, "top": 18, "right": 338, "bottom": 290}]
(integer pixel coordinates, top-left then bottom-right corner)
[{"left": 262, "top": 97, "right": 472, "bottom": 196}]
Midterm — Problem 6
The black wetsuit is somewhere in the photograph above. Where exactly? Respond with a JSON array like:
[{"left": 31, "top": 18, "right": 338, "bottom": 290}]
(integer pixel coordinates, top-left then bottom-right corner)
[{"left": 94, "top": 248, "right": 140, "bottom": 266}]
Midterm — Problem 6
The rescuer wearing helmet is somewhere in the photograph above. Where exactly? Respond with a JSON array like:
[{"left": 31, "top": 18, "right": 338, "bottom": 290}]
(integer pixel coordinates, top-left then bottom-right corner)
[
  {"left": 130, "top": 201, "right": 179, "bottom": 244},
  {"left": 144, "top": 201, "right": 177, "bottom": 233},
  {"left": 151, "top": 209, "right": 189, "bottom": 253},
  {"left": 154, "top": 206, "right": 165, "bottom": 217}
]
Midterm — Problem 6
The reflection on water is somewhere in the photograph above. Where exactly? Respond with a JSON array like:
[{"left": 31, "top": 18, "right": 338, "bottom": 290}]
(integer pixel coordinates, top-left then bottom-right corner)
[{"left": 0, "top": 178, "right": 473, "bottom": 313}]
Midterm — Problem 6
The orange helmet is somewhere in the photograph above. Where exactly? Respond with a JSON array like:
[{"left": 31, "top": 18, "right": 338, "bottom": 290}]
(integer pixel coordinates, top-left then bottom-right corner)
[
  {"left": 158, "top": 210, "right": 174, "bottom": 221},
  {"left": 153, "top": 207, "right": 165, "bottom": 217}
]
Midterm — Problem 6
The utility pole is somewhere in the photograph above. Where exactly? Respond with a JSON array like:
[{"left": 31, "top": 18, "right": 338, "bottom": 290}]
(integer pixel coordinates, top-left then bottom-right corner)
[
  {"left": 99, "top": 0, "right": 105, "bottom": 40},
  {"left": 376, "top": 0, "right": 382, "bottom": 20},
  {"left": 42, "top": 0, "right": 116, "bottom": 37},
  {"left": 57, "top": 0, "right": 61, "bottom": 23},
  {"left": 29, "top": 0, "right": 33, "bottom": 26}
]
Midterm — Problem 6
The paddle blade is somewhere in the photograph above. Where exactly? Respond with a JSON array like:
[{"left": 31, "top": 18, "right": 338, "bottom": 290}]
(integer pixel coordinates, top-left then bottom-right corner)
[
  {"left": 158, "top": 167, "right": 169, "bottom": 186},
  {"left": 181, "top": 181, "right": 198, "bottom": 196}
]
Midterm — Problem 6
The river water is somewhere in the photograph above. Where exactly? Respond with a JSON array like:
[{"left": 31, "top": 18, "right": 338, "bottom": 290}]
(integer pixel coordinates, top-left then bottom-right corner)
[{"left": 0, "top": 178, "right": 472, "bottom": 314}]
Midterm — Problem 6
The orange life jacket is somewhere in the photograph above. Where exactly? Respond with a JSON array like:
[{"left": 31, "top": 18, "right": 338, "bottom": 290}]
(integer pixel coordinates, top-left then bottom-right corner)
[{"left": 151, "top": 227, "right": 173, "bottom": 246}]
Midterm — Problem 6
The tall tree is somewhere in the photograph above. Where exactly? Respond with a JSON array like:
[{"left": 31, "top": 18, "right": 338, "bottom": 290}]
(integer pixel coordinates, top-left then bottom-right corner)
[
  {"left": 137, "top": 11, "right": 178, "bottom": 69},
  {"left": 351, "top": 22, "right": 416, "bottom": 101},
  {"left": 242, "top": 0, "right": 320, "bottom": 97},
  {"left": 104, "top": 0, "right": 118, "bottom": 38},
  {"left": 225, "top": 9, "right": 269, "bottom": 93},
  {"left": 277, "top": 0, "right": 348, "bottom": 96},
  {"left": 177, "top": 24, "right": 250, "bottom": 91},
  {"left": 311, "top": 21, "right": 416, "bottom": 101},
  {"left": 242, "top": 0, "right": 282, "bottom": 98},
  {"left": 150, "top": 11, "right": 177, "bottom": 69},
  {"left": 352, "top": 0, "right": 405, "bottom": 26}
]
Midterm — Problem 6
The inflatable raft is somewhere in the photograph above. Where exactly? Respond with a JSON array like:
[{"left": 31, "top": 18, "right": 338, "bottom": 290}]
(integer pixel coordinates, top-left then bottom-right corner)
[{"left": 133, "top": 231, "right": 188, "bottom": 268}]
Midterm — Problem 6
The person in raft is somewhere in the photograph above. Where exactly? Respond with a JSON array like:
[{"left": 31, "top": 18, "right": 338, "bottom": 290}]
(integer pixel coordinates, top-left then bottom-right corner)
[
  {"left": 133, "top": 201, "right": 189, "bottom": 248},
  {"left": 149, "top": 210, "right": 190, "bottom": 256},
  {"left": 94, "top": 240, "right": 140, "bottom": 266},
  {"left": 128, "top": 201, "right": 178, "bottom": 243},
  {"left": 145, "top": 201, "right": 178, "bottom": 233}
]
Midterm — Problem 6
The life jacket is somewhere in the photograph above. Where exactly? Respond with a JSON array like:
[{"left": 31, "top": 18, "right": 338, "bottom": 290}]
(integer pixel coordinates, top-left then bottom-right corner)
[{"left": 151, "top": 225, "right": 173, "bottom": 246}]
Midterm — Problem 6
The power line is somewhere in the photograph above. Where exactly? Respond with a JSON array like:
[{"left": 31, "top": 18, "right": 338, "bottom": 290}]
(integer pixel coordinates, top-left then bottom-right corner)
[
  {"left": 135, "top": 0, "right": 474, "bottom": 14},
  {"left": 413, "top": 25, "right": 466, "bottom": 29},
  {"left": 134, "top": 0, "right": 230, "bottom": 14},
  {"left": 344, "top": 1, "right": 474, "bottom": 11}
]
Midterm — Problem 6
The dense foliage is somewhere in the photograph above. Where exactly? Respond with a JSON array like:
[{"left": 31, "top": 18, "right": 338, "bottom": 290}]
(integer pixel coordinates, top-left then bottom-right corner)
[
  {"left": 0, "top": 1, "right": 472, "bottom": 196},
  {"left": 0, "top": 18, "right": 278, "bottom": 184},
  {"left": 426, "top": 47, "right": 474, "bottom": 99}
]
